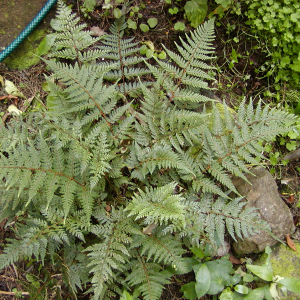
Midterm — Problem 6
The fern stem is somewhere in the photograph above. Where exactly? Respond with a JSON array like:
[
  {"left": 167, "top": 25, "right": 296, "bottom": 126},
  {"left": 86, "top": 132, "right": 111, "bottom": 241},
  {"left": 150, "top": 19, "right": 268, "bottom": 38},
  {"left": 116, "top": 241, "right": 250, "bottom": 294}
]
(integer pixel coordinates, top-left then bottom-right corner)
[{"left": 0, "top": 166, "right": 85, "bottom": 187}]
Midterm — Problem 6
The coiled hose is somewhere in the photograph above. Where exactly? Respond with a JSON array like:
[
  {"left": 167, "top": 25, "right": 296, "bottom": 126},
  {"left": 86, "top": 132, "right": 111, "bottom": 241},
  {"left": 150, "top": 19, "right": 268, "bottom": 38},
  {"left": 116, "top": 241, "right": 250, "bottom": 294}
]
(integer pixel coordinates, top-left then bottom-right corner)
[{"left": 0, "top": 0, "right": 57, "bottom": 62}]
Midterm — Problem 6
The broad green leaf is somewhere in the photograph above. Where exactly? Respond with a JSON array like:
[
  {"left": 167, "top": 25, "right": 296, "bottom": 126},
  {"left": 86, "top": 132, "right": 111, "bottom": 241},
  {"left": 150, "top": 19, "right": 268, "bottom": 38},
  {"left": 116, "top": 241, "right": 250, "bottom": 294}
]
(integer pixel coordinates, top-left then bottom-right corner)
[
  {"left": 243, "top": 274, "right": 254, "bottom": 282},
  {"left": 230, "top": 274, "right": 241, "bottom": 285},
  {"left": 220, "top": 287, "right": 234, "bottom": 300},
  {"left": 181, "top": 282, "right": 197, "bottom": 300},
  {"left": 184, "top": 0, "right": 208, "bottom": 28},
  {"left": 278, "top": 277, "right": 300, "bottom": 293},
  {"left": 195, "top": 263, "right": 210, "bottom": 298},
  {"left": 169, "top": 7, "right": 179, "bottom": 14},
  {"left": 174, "top": 22, "right": 186, "bottom": 31},
  {"left": 140, "top": 45, "right": 148, "bottom": 55},
  {"left": 190, "top": 247, "right": 205, "bottom": 259},
  {"left": 234, "top": 285, "right": 249, "bottom": 294},
  {"left": 84, "top": 0, "right": 96, "bottom": 11},
  {"left": 146, "top": 49, "right": 154, "bottom": 58},
  {"left": 246, "top": 264, "right": 273, "bottom": 281},
  {"left": 215, "top": 0, "right": 232, "bottom": 8},
  {"left": 127, "top": 19, "right": 137, "bottom": 30},
  {"left": 140, "top": 24, "right": 149, "bottom": 32},
  {"left": 263, "top": 246, "right": 273, "bottom": 272},
  {"left": 113, "top": 8, "right": 122, "bottom": 19},
  {"left": 205, "top": 258, "right": 233, "bottom": 295},
  {"left": 244, "top": 287, "right": 265, "bottom": 300},
  {"left": 36, "top": 34, "right": 56, "bottom": 56},
  {"left": 147, "top": 18, "right": 158, "bottom": 28},
  {"left": 158, "top": 51, "right": 166, "bottom": 60}
]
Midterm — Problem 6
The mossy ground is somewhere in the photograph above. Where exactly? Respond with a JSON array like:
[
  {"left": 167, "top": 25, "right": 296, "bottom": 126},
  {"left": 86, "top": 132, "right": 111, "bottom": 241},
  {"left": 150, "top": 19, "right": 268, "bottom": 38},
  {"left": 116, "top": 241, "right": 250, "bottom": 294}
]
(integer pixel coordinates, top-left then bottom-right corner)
[
  {"left": 255, "top": 243, "right": 300, "bottom": 300},
  {"left": 3, "top": 29, "right": 45, "bottom": 70}
]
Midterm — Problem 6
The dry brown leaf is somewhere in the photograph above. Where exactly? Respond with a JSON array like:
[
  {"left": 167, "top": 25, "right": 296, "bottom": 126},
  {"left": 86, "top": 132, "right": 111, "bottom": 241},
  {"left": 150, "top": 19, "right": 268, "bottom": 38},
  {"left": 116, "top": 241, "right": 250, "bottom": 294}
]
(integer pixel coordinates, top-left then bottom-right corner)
[
  {"left": 286, "top": 233, "right": 298, "bottom": 253},
  {"left": 90, "top": 26, "right": 106, "bottom": 37},
  {"left": 286, "top": 194, "right": 295, "bottom": 204},
  {"left": 143, "top": 223, "right": 158, "bottom": 235},
  {"left": 229, "top": 255, "right": 242, "bottom": 265},
  {"left": 0, "top": 95, "right": 18, "bottom": 101}
]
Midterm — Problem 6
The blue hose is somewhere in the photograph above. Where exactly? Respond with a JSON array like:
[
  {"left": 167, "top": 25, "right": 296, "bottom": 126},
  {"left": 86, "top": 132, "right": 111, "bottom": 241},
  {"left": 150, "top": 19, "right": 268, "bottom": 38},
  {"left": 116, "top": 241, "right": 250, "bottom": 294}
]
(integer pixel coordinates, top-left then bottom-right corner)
[{"left": 0, "top": 0, "right": 57, "bottom": 62}]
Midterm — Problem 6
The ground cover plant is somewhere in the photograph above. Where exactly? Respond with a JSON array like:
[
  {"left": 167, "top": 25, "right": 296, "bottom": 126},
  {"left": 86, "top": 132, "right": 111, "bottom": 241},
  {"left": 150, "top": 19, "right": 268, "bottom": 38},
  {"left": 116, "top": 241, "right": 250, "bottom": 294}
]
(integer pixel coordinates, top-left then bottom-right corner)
[
  {"left": 0, "top": 0, "right": 300, "bottom": 299},
  {"left": 245, "top": 0, "right": 300, "bottom": 86}
]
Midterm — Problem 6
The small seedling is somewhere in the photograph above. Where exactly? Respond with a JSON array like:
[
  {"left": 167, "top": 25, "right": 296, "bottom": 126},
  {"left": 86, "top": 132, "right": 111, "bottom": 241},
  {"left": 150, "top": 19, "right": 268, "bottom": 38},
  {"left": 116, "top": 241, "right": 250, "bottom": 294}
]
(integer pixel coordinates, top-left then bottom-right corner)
[
  {"left": 174, "top": 22, "right": 186, "bottom": 31},
  {"left": 169, "top": 7, "right": 179, "bottom": 15},
  {"left": 140, "top": 24, "right": 149, "bottom": 32},
  {"left": 147, "top": 18, "right": 158, "bottom": 28}
]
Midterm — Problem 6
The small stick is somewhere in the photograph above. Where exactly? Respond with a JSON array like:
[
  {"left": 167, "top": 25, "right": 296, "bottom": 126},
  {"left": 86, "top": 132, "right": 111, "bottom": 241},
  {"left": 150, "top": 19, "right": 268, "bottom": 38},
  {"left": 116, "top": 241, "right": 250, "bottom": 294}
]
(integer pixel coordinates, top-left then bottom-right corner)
[{"left": 0, "top": 291, "right": 29, "bottom": 296}]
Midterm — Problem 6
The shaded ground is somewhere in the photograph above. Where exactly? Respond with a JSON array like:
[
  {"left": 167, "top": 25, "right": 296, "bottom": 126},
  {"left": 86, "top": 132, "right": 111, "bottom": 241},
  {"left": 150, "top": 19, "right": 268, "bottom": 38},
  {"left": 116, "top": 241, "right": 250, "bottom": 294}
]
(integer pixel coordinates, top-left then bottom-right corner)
[
  {"left": 0, "top": 0, "right": 47, "bottom": 51},
  {"left": 0, "top": 0, "right": 299, "bottom": 299}
]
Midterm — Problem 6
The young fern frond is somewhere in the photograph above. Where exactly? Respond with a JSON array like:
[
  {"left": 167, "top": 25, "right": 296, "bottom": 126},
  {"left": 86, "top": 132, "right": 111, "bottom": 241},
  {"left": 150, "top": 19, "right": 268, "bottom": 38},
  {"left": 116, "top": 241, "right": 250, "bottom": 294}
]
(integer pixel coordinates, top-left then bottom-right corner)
[
  {"left": 0, "top": 209, "right": 86, "bottom": 270},
  {"left": 126, "top": 255, "right": 171, "bottom": 300},
  {"left": 126, "top": 182, "right": 186, "bottom": 229},
  {"left": 48, "top": 0, "right": 105, "bottom": 62},
  {"left": 131, "top": 233, "right": 187, "bottom": 273},
  {"left": 86, "top": 207, "right": 139, "bottom": 300},
  {"left": 98, "top": 16, "right": 150, "bottom": 96},
  {"left": 149, "top": 19, "right": 216, "bottom": 106}
]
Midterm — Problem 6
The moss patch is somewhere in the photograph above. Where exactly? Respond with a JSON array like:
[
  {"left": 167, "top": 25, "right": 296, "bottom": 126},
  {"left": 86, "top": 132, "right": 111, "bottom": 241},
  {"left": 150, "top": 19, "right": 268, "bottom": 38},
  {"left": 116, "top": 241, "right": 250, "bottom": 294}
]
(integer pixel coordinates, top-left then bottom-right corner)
[
  {"left": 255, "top": 243, "right": 300, "bottom": 300},
  {"left": 3, "top": 29, "right": 45, "bottom": 69}
]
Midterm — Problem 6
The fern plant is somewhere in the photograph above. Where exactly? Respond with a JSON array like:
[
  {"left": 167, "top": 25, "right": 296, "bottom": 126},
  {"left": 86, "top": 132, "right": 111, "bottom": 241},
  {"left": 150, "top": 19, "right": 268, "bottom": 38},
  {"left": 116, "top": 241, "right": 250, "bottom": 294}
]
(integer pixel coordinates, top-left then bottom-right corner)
[{"left": 0, "top": 1, "right": 297, "bottom": 299}]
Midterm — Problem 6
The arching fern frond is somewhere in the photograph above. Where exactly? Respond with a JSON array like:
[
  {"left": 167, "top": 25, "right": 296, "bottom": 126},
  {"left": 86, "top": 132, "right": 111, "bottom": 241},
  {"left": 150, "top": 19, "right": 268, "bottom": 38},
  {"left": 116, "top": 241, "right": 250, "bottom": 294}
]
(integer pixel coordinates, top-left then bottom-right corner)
[
  {"left": 126, "top": 182, "right": 186, "bottom": 229},
  {"left": 97, "top": 16, "right": 150, "bottom": 96},
  {"left": 126, "top": 255, "right": 171, "bottom": 300},
  {"left": 86, "top": 207, "right": 140, "bottom": 300},
  {"left": 180, "top": 193, "right": 266, "bottom": 247},
  {"left": 49, "top": 0, "right": 106, "bottom": 62}
]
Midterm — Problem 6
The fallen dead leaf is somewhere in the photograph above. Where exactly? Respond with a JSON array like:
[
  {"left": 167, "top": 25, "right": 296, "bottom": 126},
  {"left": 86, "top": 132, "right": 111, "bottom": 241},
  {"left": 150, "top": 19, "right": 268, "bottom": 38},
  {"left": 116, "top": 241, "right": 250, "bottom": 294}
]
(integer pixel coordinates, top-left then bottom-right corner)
[
  {"left": 90, "top": 26, "right": 106, "bottom": 37},
  {"left": 0, "top": 95, "right": 18, "bottom": 101},
  {"left": 286, "top": 233, "right": 298, "bottom": 253},
  {"left": 7, "top": 104, "right": 22, "bottom": 115},
  {"left": 229, "top": 255, "right": 242, "bottom": 265},
  {"left": 286, "top": 194, "right": 295, "bottom": 204}
]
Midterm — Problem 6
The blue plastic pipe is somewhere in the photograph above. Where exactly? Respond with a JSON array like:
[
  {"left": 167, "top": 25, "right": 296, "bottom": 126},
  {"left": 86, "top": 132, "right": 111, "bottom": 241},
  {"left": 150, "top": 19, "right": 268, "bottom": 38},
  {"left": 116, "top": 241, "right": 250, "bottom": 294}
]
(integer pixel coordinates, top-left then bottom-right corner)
[{"left": 0, "top": 0, "right": 57, "bottom": 62}]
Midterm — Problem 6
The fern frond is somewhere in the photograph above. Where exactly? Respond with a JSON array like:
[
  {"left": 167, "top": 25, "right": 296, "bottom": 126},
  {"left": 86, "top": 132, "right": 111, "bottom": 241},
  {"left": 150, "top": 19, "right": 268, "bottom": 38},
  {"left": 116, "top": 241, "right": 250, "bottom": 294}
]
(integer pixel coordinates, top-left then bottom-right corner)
[
  {"left": 86, "top": 207, "right": 139, "bottom": 300},
  {"left": 126, "top": 182, "right": 186, "bottom": 229},
  {"left": 126, "top": 256, "right": 170, "bottom": 300},
  {"left": 180, "top": 194, "right": 264, "bottom": 247},
  {"left": 49, "top": 0, "right": 104, "bottom": 62},
  {"left": 153, "top": 18, "right": 215, "bottom": 104},
  {"left": 131, "top": 233, "right": 187, "bottom": 273}
]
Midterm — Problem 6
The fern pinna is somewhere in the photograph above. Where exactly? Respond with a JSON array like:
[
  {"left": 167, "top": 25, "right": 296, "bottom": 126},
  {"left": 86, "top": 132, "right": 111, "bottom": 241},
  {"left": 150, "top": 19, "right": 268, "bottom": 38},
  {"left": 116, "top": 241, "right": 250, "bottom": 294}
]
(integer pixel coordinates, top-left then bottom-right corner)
[{"left": 0, "top": 1, "right": 297, "bottom": 299}]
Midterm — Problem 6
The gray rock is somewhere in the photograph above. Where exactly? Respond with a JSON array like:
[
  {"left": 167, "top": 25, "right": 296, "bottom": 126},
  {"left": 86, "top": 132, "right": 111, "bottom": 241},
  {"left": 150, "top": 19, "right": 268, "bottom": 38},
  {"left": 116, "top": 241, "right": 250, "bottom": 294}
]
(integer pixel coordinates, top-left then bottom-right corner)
[{"left": 232, "top": 166, "right": 295, "bottom": 255}]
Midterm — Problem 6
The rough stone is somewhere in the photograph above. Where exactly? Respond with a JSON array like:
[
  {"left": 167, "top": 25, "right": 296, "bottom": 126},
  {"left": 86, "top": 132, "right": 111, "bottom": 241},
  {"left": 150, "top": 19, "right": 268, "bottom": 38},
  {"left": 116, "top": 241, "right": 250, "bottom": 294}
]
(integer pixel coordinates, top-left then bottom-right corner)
[
  {"left": 231, "top": 166, "right": 295, "bottom": 255},
  {"left": 255, "top": 243, "right": 300, "bottom": 300}
]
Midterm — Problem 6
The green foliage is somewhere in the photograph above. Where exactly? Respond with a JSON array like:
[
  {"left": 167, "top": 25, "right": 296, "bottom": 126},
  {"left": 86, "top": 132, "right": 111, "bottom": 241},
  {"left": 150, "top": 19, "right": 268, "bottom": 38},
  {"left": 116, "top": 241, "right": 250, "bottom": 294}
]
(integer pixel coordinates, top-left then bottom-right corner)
[
  {"left": 0, "top": 1, "right": 297, "bottom": 299},
  {"left": 245, "top": 0, "right": 300, "bottom": 85},
  {"left": 174, "top": 21, "right": 186, "bottom": 31},
  {"left": 182, "top": 246, "right": 300, "bottom": 300},
  {"left": 184, "top": 0, "right": 208, "bottom": 28}
]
